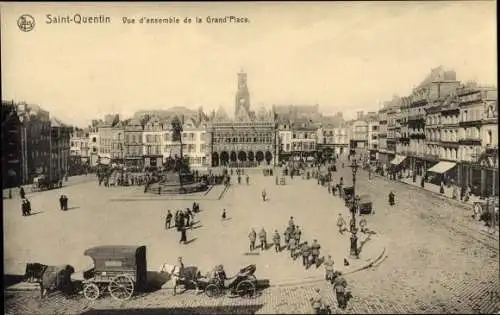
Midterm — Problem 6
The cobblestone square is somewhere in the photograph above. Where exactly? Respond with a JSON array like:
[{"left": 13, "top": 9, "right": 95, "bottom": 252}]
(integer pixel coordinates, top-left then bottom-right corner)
[{"left": 4, "top": 166, "right": 500, "bottom": 314}]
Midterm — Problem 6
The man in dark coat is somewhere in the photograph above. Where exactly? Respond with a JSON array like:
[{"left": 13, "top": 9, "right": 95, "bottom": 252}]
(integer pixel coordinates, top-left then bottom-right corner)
[
  {"left": 333, "top": 271, "right": 348, "bottom": 309},
  {"left": 22, "top": 199, "right": 28, "bottom": 216},
  {"left": 301, "top": 241, "right": 311, "bottom": 268},
  {"left": 63, "top": 195, "right": 68, "bottom": 210},
  {"left": 20, "top": 187, "right": 25, "bottom": 199},
  {"left": 248, "top": 228, "right": 256, "bottom": 251},
  {"left": 59, "top": 195, "right": 65, "bottom": 210},
  {"left": 166, "top": 210, "right": 172, "bottom": 229},
  {"left": 179, "top": 219, "right": 187, "bottom": 244},
  {"left": 310, "top": 239, "right": 321, "bottom": 268},
  {"left": 293, "top": 225, "right": 301, "bottom": 245},
  {"left": 258, "top": 228, "right": 267, "bottom": 251},
  {"left": 272, "top": 230, "right": 281, "bottom": 253}
]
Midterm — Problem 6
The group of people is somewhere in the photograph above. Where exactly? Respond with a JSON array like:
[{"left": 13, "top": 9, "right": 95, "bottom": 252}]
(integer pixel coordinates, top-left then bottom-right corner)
[
  {"left": 58, "top": 195, "right": 69, "bottom": 211},
  {"left": 247, "top": 217, "right": 323, "bottom": 270},
  {"left": 310, "top": 271, "right": 349, "bottom": 314},
  {"left": 165, "top": 202, "right": 201, "bottom": 245},
  {"left": 21, "top": 198, "right": 32, "bottom": 216}
]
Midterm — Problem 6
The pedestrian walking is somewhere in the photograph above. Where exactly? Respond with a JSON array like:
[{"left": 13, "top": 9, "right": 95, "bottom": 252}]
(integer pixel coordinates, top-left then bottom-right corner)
[
  {"left": 21, "top": 199, "right": 28, "bottom": 216},
  {"left": 185, "top": 208, "right": 191, "bottom": 227},
  {"left": 460, "top": 186, "right": 465, "bottom": 201},
  {"left": 333, "top": 272, "right": 348, "bottom": 309},
  {"left": 174, "top": 210, "right": 180, "bottom": 229},
  {"left": 62, "top": 195, "right": 68, "bottom": 210},
  {"left": 172, "top": 257, "right": 185, "bottom": 295},
  {"left": 272, "top": 230, "right": 281, "bottom": 253},
  {"left": 289, "top": 237, "right": 298, "bottom": 260},
  {"left": 293, "top": 225, "right": 301, "bottom": 244},
  {"left": 248, "top": 228, "right": 256, "bottom": 251},
  {"left": 25, "top": 199, "right": 32, "bottom": 215},
  {"left": 440, "top": 181, "right": 445, "bottom": 194},
  {"left": 310, "top": 288, "right": 325, "bottom": 315},
  {"left": 59, "top": 195, "right": 65, "bottom": 211},
  {"left": 186, "top": 208, "right": 194, "bottom": 228},
  {"left": 301, "top": 241, "right": 311, "bottom": 268},
  {"left": 179, "top": 225, "right": 187, "bottom": 244},
  {"left": 258, "top": 228, "right": 267, "bottom": 251},
  {"left": 246, "top": 174, "right": 250, "bottom": 185},
  {"left": 288, "top": 216, "right": 295, "bottom": 230},
  {"left": 166, "top": 210, "right": 172, "bottom": 229},
  {"left": 388, "top": 191, "right": 395, "bottom": 206},
  {"left": 261, "top": 189, "right": 267, "bottom": 202},
  {"left": 337, "top": 213, "right": 346, "bottom": 234},
  {"left": 237, "top": 175, "right": 241, "bottom": 184},
  {"left": 19, "top": 187, "right": 25, "bottom": 199},
  {"left": 284, "top": 226, "right": 292, "bottom": 249},
  {"left": 324, "top": 255, "right": 335, "bottom": 282},
  {"left": 221, "top": 208, "right": 227, "bottom": 220},
  {"left": 311, "top": 240, "right": 321, "bottom": 268}
]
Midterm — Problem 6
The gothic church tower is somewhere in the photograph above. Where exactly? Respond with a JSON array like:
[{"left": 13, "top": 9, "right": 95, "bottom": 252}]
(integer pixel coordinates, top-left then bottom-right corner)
[{"left": 234, "top": 70, "right": 251, "bottom": 116}]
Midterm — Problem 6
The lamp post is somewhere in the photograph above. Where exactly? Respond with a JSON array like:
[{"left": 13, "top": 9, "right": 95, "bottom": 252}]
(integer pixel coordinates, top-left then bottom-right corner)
[{"left": 349, "top": 159, "right": 360, "bottom": 258}]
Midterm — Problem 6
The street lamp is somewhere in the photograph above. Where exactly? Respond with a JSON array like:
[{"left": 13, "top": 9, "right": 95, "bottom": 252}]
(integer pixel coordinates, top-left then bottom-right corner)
[{"left": 349, "top": 159, "right": 360, "bottom": 258}]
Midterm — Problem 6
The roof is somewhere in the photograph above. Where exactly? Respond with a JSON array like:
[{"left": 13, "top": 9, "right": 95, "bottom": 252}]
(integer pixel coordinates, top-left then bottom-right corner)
[
  {"left": 50, "top": 117, "right": 66, "bottom": 127},
  {"left": 84, "top": 245, "right": 146, "bottom": 258}
]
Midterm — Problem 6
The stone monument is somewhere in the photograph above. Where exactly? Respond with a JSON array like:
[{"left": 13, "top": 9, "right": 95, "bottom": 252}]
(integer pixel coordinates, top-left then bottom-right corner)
[{"left": 148, "top": 116, "right": 207, "bottom": 194}]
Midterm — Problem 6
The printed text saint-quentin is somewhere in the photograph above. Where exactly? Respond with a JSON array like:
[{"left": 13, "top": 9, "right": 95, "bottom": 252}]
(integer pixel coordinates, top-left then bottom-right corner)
[{"left": 46, "top": 14, "right": 111, "bottom": 24}]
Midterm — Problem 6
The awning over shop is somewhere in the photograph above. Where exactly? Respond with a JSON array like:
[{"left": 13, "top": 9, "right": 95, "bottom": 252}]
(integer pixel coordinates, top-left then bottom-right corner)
[
  {"left": 390, "top": 155, "right": 407, "bottom": 166},
  {"left": 427, "top": 161, "right": 456, "bottom": 174}
]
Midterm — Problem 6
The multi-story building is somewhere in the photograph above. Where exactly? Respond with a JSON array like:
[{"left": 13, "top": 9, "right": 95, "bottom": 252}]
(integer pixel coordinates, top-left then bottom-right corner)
[
  {"left": 97, "top": 115, "right": 124, "bottom": 164},
  {"left": 367, "top": 120, "right": 379, "bottom": 161},
  {"left": 290, "top": 118, "right": 317, "bottom": 161},
  {"left": 377, "top": 105, "right": 389, "bottom": 166},
  {"left": 457, "top": 84, "right": 498, "bottom": 196},
  {"left": 405, "top": 67, "right": 460, "bottom": 176},
  {"left": 88, "top": 121, "right": 100, "bottom": 166},
  {"left": 210, "top": 106, "right": 276, "bottom": 167},
  {"left": 210, "top": 71, "right": 277, "bottom": 167},
  {"left": 386, "top": 105, "right": 402, "bottom": 166},
  {"left": 277, "top": 119, "right": 293, "bottom": 162},
  {"left": 424, "top": 103, "right": 442, "bottom": 165},
  {"left": 272, "top": 104, "right": 322, "bottom": 122},
  {"left": 69, "top": 128, "right": 90, "bottom": 175},
  {"left": 316, "top": 126, "right": 349, "bottom": 156},
  {"left": 70, "top": 128, "right": 90, "bottom": 158},
  {"left": 16, "top": 103, "right": 52, "bottom": 184},
  {"left": 178, "top": 116, "right": 210, "bottom": 168},
  {"left": 50, "top": 117, "right": 71, "bottom": 179},
  {"left": 348, "top": 120, "right": 369, "bottom": 157},
  {"left": 124, "top": 117, "right": 144, "bottom": 168},
  {"left": 142, "top": 115, "right": 163, "bottom": 167},
  {"left": 2, "top": 101, "right": 22, "bottom": 188}
]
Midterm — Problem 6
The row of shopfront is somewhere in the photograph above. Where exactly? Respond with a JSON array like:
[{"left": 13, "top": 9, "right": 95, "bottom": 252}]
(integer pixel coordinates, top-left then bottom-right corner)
[{"left": 383, "top": 148, "right": 499, "bottom": 197}]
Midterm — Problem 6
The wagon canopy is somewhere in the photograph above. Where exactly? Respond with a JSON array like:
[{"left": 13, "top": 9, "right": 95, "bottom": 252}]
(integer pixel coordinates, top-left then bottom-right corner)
[{"left": 84, "top": 245, "right": 147, "bottom": 273}]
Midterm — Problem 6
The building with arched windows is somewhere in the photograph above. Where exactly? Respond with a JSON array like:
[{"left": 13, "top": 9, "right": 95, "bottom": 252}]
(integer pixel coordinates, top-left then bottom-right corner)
[{"left": 209, "top": 71, "right": 277, "bottom": 167}]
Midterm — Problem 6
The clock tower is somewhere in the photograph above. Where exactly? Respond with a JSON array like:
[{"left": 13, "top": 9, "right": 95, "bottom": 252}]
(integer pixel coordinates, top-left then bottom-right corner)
[{"left": 235, "top": 69, "right": 251, "bottom": 116}]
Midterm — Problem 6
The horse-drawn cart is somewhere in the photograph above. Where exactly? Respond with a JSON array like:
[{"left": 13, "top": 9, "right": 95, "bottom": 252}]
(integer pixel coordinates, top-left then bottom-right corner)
[
  {"left": 358, "top": 194, "right": 374, "bottom": 215},
  {"left": 81, "top": 245, "right": 147, "bottom": 301},
  {"left": 202, "top": 264, "right": 258, "bottom": 298}
]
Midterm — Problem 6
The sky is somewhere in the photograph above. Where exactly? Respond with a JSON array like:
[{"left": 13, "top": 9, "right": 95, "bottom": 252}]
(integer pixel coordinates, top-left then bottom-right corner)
[{"left": 1, "top": 1, "right": 497, "bottom": 127}]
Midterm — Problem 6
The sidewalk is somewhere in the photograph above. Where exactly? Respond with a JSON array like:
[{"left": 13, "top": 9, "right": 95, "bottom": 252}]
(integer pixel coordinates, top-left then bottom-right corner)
[
  {"left": 2, "top": 175, "right": 96, "bottom": 199},
  {"left": 377, "top": 173, "right": 481, "bottom": 211}
]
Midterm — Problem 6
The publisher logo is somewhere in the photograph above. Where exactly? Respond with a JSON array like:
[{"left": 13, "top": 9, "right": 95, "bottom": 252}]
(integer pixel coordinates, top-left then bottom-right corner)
[{"left": 17, "top": 14, "right": 35, "bottom": 32}]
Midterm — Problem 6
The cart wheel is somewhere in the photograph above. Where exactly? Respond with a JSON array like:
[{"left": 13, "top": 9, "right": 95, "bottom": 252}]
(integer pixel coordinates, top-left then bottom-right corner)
[
  {"left": 108, "top": 275, "right": 134, "bottom": 300},
  {"left": 205, "top": 283, "right": 222, "bottom": 298},
  {"left": 236, "top": 280, "right": 256, "bottom": 298},
  {"left": 83, "top": 283, "right": 100, "bottom": 301}
]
